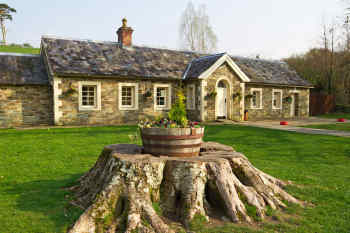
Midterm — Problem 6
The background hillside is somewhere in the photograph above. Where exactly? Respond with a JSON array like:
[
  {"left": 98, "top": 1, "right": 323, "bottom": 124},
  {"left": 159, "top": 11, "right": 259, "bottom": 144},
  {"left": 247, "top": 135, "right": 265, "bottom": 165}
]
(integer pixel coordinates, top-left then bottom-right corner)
[{"left": 0, "top": 45, "right": 40, "bottom": 54}]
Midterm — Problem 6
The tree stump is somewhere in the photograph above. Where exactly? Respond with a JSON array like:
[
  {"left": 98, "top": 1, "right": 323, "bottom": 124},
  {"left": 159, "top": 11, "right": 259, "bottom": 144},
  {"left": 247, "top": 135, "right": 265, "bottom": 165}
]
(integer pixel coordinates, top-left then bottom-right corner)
[{"left": 67, "top": 142, "right": 302, "bottom": 233}]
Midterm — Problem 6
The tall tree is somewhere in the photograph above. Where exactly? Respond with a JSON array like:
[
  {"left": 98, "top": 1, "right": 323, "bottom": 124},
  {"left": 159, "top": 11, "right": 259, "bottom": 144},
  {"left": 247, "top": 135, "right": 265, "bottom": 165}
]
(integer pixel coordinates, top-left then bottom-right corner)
[
  {"left": 320, "top": 22, "right": 337, "bottom": 94},
  {"left": 0, "top": 4, "right": 16, "bottom": 45},
  {"left": 179, "top": 1, "right": 217, "bottom": 53}
]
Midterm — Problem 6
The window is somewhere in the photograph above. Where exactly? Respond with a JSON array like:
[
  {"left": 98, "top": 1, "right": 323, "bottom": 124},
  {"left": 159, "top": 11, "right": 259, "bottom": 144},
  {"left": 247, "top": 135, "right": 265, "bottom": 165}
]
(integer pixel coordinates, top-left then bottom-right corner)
[
  {"left": 186, "top": 84, "right": 195, "bottom": 110},
  {"left": 272, "top": 89, "right": 282, "bottom": 109},
  {"left": 250, "top": 88, "right": 262, "bottom": 109},
  {"left": 82, "top": 86, "right": 96, "bottom": 106},
  {"left": 79, "top": 81, "right": 101, "bottom": 111},
  {"left": 119, "top": 83, "right": 139, "bottom": 110},
  {"left": 154, "top": 84, "right": 171, "bottom": 110}
]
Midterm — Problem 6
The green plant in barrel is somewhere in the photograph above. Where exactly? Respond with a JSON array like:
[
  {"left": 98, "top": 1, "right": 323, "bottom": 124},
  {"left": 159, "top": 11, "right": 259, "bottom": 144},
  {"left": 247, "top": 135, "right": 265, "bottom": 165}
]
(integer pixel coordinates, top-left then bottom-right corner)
[{"left": 168, "top": 90, "right": 188, "bottom": 127}]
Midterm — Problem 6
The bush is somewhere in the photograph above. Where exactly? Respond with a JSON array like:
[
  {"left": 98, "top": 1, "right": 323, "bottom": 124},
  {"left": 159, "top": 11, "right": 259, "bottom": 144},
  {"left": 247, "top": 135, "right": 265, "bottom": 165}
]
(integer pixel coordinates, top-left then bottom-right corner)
[
  {"left": 168, "top": 90, "right": 188, "bottom": 127},
  {"left": 23, "top": 43, "right": 33, "bottom": 48},
  {"left": 335, "top": 105, "right": 350, "bottom": 113}
]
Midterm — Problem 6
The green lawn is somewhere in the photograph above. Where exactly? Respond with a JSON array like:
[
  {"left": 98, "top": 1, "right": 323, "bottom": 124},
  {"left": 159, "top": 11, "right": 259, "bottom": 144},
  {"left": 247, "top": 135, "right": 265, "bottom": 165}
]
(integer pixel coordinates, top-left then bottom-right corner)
[
  {"left": 317, "top": 112, "right": 350, "bottom": 120},
  {"left": 301, "top": 123, "right": 350, "bottom": 132},
  {"left": 0, "top": 45, "right": 40, "bottom": 54},
  {"left": 0, "top": 125, "right": 349, "bottom": 233}
]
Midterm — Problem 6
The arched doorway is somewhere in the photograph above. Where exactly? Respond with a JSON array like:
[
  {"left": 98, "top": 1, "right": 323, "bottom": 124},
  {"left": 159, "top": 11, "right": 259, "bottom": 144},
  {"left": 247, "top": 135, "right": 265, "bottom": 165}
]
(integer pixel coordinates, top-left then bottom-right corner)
[{"left": 216, "top": 80, "right": 228, "bottom": 119}]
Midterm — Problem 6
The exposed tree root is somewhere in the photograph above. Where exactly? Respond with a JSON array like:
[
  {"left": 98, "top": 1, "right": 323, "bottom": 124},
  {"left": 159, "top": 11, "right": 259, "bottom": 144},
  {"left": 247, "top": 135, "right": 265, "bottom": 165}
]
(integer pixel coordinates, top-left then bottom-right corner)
[{"left": 67, "top": 142, "right": 302, "bottom": 233}]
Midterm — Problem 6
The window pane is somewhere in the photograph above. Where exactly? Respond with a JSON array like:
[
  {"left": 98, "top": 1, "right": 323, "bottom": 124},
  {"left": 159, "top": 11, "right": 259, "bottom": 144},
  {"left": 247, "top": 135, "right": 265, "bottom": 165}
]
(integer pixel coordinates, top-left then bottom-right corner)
[
  {"left": 156, "top": 87, "right": 167, "bottom": 106},
  {"left": 81, "top": 85, "right": 96, "bottom": 106},
  {"left": 187, "top": 86, "right": 194, "bottom": 108},
  {"left": 273, "top": 92, "right": 281, "bottom": 108},
  {"left": 121, "top": 86, "right": 134, "bottom": 106}
]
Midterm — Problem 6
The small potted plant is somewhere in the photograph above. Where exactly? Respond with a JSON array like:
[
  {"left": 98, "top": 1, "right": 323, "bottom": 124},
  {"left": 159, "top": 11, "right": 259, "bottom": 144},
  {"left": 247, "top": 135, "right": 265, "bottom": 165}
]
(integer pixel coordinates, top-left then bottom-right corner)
[
  {"left": 232, "top": 92, "right": 242, "bottom": 102},
  {"left": 139, "top": 90, "right": 204, "bottom": 157},
  {"left": 284, "top": 96, "right": 292, "bottom": 104},
  {"left": 144, "top": 90, "right": 152, "bottom": 98},
  {"left": 62, "top": 83, "right": 77, "bottom": 97},
  {"left": 245, "top": 94, "right": 253, "bottom": 100},
  {"left": 205, "top": 91, "right": 217, "bottom": 100}
]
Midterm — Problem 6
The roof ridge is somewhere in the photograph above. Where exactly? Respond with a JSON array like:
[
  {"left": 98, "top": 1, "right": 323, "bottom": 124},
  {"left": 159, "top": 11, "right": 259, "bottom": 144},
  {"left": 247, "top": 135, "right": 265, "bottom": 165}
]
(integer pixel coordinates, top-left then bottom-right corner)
[
  {"left": 0, "top": 52, "right": 39, "bottom": 57},
  {"left": 193, "top": 53, "right": 225, "bottom": 61},
  {"left": 231, "top": 55, "right": 284, "bottom": 64},
  {"left": 41, "top": 35, "right": 203, "bottom": 55},
  {"left": 41, "top": 35, "right": 121, "bottom": 45}
]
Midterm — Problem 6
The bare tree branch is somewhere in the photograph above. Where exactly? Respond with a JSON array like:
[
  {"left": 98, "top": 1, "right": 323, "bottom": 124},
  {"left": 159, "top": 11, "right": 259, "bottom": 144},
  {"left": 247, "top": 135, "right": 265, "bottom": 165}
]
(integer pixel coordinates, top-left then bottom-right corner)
[{"left": 179, "top": 1, "right": 217, "bottom": 53}]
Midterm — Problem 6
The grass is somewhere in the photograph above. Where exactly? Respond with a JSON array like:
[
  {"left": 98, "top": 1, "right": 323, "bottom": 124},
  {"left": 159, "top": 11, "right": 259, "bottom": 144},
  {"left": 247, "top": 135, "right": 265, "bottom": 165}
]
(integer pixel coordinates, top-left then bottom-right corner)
[
  {"left": 317, "top": 112, "right": 350, "bottom": 120},
  {"left": 1, "top": 125, "right": 350, "bottom": 233},
  {"left": 301, "top": 123, "right": 350, "bottom": 132},
  {"left": 0, "top": 45, "right": 40, "bottom": 54}
]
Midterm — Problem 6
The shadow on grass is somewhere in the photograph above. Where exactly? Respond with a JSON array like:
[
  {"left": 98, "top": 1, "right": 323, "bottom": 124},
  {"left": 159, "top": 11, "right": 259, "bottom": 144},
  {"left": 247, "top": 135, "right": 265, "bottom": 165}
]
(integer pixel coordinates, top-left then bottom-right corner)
[
  {"left": 3, "top": 173, "right": 85, "bottom": 232},
  {"left": 0, "top": 125, "right": 138, "bottom": 137}
]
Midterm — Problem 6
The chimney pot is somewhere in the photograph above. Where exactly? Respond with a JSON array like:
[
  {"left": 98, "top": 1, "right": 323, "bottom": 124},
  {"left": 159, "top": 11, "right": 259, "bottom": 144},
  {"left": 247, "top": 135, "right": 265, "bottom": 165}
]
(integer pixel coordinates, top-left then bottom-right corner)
[{"left": 117, "top": 18, "right": 133, "bottom": 46}]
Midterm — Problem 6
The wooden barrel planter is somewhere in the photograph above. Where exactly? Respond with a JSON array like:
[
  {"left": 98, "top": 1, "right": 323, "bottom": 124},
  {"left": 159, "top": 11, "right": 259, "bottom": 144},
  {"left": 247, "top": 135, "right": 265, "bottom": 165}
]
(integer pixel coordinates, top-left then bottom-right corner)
[{"left": 140, "top": 127, "right": 204, "bottom": 157}]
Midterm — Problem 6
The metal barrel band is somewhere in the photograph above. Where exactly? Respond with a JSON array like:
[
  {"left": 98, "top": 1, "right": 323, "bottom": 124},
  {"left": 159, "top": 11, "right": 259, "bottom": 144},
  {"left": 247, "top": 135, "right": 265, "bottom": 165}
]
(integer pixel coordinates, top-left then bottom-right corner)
[
  {"left": 143, "top": 143, "right": 202, "bottom": 149},
  {"left": 141, "top": 134, "right": 204, "bottom": 140}
]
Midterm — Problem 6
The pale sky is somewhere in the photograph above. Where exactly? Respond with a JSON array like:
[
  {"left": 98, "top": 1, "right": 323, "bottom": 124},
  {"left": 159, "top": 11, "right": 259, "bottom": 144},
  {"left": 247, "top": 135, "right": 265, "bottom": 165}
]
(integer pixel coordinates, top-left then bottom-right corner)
[{"left": 4, "top": 0, "right": 346, "bottom": 59}]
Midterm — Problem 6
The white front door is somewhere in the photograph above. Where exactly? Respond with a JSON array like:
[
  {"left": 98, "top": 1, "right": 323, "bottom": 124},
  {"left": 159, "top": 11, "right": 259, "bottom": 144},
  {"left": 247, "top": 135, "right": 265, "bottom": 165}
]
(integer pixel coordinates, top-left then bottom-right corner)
[{"left": 217, "top": 87, "right": 227, "bottom": 118}]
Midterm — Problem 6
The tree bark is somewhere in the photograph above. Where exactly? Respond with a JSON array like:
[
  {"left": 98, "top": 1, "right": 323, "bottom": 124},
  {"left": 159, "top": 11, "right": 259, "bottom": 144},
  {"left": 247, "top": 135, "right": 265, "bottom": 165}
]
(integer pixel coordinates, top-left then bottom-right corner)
[{"left": 67, "top": 142, "right": 302, "bottom": 233}]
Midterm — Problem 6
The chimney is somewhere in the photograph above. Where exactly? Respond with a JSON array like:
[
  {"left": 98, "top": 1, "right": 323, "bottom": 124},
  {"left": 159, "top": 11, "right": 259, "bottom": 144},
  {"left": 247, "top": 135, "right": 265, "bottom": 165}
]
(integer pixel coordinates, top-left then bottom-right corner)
[{"left": 117, "top": 18, "right": 134, "bottom": 46}]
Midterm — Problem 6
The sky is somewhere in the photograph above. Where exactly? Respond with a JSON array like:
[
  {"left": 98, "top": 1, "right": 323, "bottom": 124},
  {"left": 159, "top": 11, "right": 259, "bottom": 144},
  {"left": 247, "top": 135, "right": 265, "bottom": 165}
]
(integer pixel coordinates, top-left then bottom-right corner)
[{"left": 4, "top": 0, "right": 347, "bottom": 59}]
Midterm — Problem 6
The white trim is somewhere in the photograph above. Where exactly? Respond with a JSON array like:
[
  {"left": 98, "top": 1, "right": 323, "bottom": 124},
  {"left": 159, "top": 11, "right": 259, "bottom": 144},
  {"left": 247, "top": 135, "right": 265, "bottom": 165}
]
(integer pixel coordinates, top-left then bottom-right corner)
[
  {"left": 272, "top": 89, "right": 283, "bottom": 110},
  {"left": 200, "top": 80, "right": 207, "bottom": 121},
  {"left": 186, "top": 84, "right": 196, "bottom": 110},
  {"left": 182, "top": 62, "right": 192, "bottom": 80},
  {"left": 53, "top": 77, "right": 63, "bottom": 125},
  {"left": 154, "top": 83, "right": 172, "bottom": 111},
  {"left": 215, "top": 77, "right": 232, "bottom": 120},
  {"left": 198, "top": 53, "right": 250, "bottom": 82},
  {"left": 197, "top": 84, "right": 201, "bottom": 111},
  {"left": 118, "top": 82, "right": 139, "bottom": 110},
  {"left": 78, "top": 81, "right": 101, "bottom": 111},
  {"left": 289, "top": 90, "right": 300, "bottom": 117},
  {"left": 240, "top": 83, "right": 245, "bottom": 121},
  {"left": 250, "top": 88, "right": 263, "bottom": 109}
]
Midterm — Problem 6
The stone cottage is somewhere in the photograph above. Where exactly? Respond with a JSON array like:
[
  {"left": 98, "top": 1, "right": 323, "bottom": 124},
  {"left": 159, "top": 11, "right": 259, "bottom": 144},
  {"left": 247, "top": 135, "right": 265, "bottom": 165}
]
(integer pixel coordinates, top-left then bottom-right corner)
[{"left": 0, "top": 19, "right": 312, "bottom": 128}]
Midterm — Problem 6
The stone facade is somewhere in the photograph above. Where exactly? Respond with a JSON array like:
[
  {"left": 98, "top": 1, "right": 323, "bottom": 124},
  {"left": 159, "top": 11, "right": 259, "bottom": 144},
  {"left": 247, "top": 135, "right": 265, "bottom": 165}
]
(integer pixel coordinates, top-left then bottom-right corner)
[
  {"left": 244, "top": 85, "right": 309, "bottom": 120},
  {"left": 185, "top": 63, "right": 310, "bottom": 122},
  {"left": 0, "top": 85, "right": 53, "bottom": 127},
  {"left": 203, "top": 64, "right": 243, "bottom": 121},
  {"left": 55, "top": 77, "right": 180, "bottom": 126}
]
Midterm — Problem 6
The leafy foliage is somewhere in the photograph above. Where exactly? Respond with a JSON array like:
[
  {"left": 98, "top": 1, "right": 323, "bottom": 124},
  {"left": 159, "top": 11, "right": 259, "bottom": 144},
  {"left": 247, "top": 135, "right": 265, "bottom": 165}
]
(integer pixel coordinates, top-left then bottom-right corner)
[
  {"left": 0, "top": 4, "right": 16, "bottom": 44},
  {"left": 168, "top": 90, "right": 188, "bottom": 127}
]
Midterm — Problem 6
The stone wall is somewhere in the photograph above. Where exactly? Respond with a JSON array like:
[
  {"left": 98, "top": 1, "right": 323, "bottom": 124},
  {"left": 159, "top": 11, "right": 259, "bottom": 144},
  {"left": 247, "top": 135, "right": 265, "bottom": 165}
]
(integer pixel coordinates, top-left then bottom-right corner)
[
  {"left": 56, "top": 77, "right": 181, "bottom": 126},
  {"left": 0, "top": 85, "right": 53, "bottom": 127},
  {"left": 244, "top": 84, "right": 309, "bottom": 120},
  {"left": 204, "top": 63, "right": 243, "bottom": 121}
]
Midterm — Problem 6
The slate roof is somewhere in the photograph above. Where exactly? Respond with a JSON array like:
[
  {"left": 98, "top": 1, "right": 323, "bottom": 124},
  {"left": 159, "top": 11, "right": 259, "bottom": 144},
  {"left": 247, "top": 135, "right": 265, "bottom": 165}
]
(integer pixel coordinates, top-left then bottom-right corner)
[
  {"left": 231, "top": 56, "right": 312, "bottom": 87},
  {"left": 184, "top": 53, "right": 224, "bottom": 79},
  {"left": 0, "top": 53, "right": 49, "bottom": 85},
  {"left": 41, "top": 36, "right": 202, "bottom": 79},
  {"left": 40, "top": 36, "right": 311, "bottom": 87}
]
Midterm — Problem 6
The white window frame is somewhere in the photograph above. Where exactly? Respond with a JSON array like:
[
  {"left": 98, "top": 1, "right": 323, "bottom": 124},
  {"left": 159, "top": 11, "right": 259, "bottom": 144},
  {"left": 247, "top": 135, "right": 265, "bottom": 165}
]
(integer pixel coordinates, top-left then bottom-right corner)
[
  {"left": 197, "top": 85, "right": 201, "bottom": 110},
  {"left": 78, "top": 81, "right": 101, "bottom": 111},
  {"left": 186, "top": 84, "right": 196, "bottom": 110},
  {"left": 154, "top": 83, "right": 172, "bottom": 111},
  {"left": 118, "top": 82, "right": 139, "bottom": 110},
  {"left": 272, "top": 89, "right": 283, "bottom": 110},
  {"left": 250, "top": 88, "right": 263, "bottom": 109}
]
